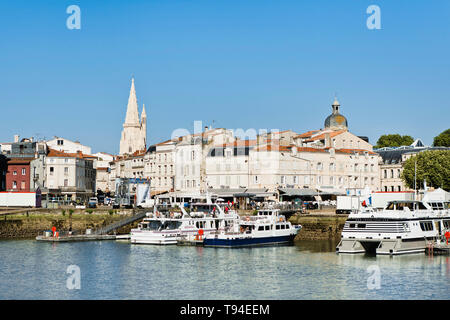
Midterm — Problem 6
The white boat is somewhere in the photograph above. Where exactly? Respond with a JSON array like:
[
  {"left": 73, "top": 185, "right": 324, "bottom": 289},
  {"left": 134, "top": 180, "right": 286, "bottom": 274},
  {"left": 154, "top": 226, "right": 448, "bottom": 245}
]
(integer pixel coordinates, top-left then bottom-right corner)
[
  {"left": 130, "top": 202, "right": 240, "bottom": 245},
  {"left": 203, "top": 209, "right": 302, "bottom": 247},
  {"left": 336, "top": 199, "right": 450, "bottom": 255}
]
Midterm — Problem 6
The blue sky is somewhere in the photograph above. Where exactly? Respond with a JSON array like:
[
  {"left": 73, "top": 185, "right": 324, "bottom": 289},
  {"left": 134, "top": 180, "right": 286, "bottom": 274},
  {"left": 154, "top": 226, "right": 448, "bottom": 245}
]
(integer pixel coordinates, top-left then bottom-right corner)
[{"left": 1, "top": 0, "right": 449, "bottom": 154}]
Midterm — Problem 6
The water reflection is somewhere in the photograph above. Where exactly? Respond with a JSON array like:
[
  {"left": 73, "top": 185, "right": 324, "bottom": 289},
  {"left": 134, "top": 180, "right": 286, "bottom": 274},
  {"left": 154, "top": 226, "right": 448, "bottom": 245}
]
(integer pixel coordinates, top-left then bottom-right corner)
[{"left": 0, "top": 240, "right": 448, "bottom": 300}]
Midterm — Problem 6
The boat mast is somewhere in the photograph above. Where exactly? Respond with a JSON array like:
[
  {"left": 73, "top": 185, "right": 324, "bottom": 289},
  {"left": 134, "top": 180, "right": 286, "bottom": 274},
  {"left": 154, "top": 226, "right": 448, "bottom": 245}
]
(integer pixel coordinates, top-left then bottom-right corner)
[{"left": 414, "top": 159, "right": 417, "bottom": 201}]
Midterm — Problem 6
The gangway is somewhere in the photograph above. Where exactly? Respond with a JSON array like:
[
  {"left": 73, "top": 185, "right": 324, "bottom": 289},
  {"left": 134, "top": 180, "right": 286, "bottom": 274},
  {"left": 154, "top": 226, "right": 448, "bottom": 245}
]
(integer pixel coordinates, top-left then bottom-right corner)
[{"left": 94, "top": 211, "right": 147, "bottom": 235}]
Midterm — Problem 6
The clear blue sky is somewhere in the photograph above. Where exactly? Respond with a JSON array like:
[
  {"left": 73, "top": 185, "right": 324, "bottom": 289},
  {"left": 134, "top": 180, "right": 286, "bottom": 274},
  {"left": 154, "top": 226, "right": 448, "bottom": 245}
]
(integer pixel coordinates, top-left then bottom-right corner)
[{"left": 1, "top": 0, "right": 449, "bottom": 154}]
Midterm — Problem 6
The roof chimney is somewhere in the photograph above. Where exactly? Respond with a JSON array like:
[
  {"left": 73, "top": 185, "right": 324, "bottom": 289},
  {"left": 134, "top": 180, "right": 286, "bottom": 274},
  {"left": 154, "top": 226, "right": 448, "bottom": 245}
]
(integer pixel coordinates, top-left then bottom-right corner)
[{"left": 14, "top": 135, "right": 19, "bottom": 143}]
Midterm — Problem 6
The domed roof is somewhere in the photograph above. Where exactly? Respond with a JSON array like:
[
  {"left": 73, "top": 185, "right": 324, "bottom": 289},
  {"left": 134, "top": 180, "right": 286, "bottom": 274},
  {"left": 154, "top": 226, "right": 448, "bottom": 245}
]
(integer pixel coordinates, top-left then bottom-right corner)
[{"left": 324, "top": 98, "right": 348, "bottom": 130}]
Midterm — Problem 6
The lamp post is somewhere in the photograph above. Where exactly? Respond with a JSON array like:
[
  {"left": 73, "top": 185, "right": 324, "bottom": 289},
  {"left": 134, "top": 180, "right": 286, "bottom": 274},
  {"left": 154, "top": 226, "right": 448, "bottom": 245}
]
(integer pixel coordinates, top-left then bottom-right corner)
[{"left": 288, "top": 154, "right": 319, "bottom": 210}]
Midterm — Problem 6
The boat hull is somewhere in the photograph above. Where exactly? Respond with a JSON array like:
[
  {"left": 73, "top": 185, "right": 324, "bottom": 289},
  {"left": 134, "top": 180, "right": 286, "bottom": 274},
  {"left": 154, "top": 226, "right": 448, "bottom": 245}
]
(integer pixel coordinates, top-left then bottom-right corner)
[{"left": 203, "top": 234, "right": 296, "bottom": 248}]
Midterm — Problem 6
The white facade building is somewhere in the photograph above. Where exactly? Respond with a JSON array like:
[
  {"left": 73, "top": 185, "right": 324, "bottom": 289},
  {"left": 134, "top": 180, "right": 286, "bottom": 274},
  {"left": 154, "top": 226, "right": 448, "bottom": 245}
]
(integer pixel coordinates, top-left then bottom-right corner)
[
  {"left": 45, "top": 149, "right": 96, "bottom": 201},
  {"left": 46, "top": 137, "right": 92, "bottom": 155}
]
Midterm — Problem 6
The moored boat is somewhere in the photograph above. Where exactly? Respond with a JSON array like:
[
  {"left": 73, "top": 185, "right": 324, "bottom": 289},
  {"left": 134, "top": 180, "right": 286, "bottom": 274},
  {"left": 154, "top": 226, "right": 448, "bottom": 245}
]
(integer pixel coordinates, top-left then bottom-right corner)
[
  {"left": 130, "top": 202, "right": 239, "bottom": 245},
  {"left": 203, "top": 209, "right": 302, "bottom": 248},
  {"left": 336, "top": 199, "right": 450, "bottom": 255}
]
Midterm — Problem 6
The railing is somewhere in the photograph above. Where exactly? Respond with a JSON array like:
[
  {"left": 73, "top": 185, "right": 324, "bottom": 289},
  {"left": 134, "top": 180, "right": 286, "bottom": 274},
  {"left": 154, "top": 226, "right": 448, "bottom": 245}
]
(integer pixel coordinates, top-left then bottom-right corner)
[{"left": 95, "top": 212, "right": 147, "bottom": 235}]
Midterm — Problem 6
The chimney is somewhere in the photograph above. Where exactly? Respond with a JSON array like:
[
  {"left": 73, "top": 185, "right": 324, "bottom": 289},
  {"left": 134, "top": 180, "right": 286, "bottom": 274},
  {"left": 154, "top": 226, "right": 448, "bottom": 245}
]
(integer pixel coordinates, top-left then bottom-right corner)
[
  {"left": 325, "top": 133, "right": 331, "bottom": 148},
  {"left": 14, "top": 135, "right": 19, "bottom": 143}
]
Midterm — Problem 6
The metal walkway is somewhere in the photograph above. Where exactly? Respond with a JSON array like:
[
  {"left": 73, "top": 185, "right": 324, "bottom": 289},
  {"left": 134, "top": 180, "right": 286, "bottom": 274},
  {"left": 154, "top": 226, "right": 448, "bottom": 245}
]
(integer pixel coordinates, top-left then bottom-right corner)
[{"left": 94, "top": 212, "right": 147, "bottom": 235}]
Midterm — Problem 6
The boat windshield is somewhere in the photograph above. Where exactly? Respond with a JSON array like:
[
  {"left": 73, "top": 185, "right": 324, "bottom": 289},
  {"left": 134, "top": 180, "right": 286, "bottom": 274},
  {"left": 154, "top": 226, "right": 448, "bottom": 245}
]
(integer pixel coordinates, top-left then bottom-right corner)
[
  {"left": 141, "top": 221, "right": 162, "bottom": 230},
  {"left": 160, "top": 221, "right": 182, "bottom": 230}
]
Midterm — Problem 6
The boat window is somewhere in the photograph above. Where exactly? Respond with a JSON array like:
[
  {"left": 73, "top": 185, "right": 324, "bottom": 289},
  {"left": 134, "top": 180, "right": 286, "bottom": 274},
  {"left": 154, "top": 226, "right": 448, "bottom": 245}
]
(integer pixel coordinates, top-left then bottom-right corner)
[
  {"left": 357, "top": 224, "right": 366, "bottom": 228},
  {"left": 258, "top": 226, "right": 264, "bottom": 231},
  {"left": 444, "top": 202, "right": 450, "bottom": 209},
  {"left": 430, "top": 202, "right": 444, "bottom": 210},
  {"left": 162, "top": 221, "right": 182, "bottom": 230},
  {"left": 148, "top": 221, "right": 162, "bottom": 230},
  {"left": 443, "top": 220, "right": 450, "bottom": 229},
  {"left": 396, "top": 202, "right": 414, "bottom": 211},
  {"left": 285, "top": 224, "right": 289, "bottom": 229},
  {"left": 281, "top": 224, "right": 285, "bottom": 230},
  {"left": 419, "top": 221, "right": 434, "bottom": 231},
  {"left": 416, "top": 202, "right": 427, "bottom": 210},
  {"left": 349, "top": 223, "right": 355, "bottom": 228},
  {"left": 276, "top": 225, "right": 280, "bottom": 230},
  {"left": 386, "top": 202, "right": 395, "bottom": 210},
  {"left": 265, "top": 225, "right": 270, "bottom": 231}
]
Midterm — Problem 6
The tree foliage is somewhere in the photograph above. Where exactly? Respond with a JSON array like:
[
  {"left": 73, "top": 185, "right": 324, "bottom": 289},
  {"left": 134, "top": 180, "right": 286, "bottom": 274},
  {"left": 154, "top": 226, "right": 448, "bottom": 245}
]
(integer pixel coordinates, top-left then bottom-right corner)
[
  {"left": 433, "top": 129, "right": 450, "bottom": 147},
  {"left": 375, "top": 134, "right": 414, "bottom": 149},
  {"left": 401, "top": 150, "right": 450, "bottom": 191}
]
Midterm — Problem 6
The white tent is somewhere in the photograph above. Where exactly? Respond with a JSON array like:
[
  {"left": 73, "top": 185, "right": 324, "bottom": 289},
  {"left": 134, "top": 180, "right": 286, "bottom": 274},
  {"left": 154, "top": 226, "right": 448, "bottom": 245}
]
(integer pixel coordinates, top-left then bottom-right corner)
[{"left": 422, "top": 188, "right": 450, "bottom": 202}]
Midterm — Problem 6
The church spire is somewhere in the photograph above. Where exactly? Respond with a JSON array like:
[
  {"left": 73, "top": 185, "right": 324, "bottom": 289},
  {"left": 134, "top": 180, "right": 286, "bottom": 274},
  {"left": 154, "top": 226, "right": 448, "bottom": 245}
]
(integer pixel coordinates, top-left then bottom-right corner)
[
  {"left": 141, "top": 103, "right": 147, "bottom": 120},
  {"left": 124, "top": 77, "right": 140, "bottom": 125}
]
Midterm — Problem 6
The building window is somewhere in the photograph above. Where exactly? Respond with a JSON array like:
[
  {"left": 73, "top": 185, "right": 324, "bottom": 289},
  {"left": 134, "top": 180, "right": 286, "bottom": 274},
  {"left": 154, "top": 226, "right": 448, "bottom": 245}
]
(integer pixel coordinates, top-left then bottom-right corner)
[
  {"left": 317, "top": 162, "right": 323, "bottom": 171},
  {"left": 64, "top": 179, "right": 68, "bottom": 187},
  {"left": 384, "top": 170, "right": 387, "bottom": 178},
  {"left": 21, "top": 181, "right": 25, "bottom": 189},
  {"left": 57, "top": 139, "right": 64, "bottom": 146},
  {"left": 330, "top": 176, "right": 334, "bottom": 185},
  {"left": 12, "top": 181, "right": 17, "bottom": 189},
  {"left": 391, "top": 170, "right": 394, "bottom": 178},
  {"left": 191, "top": 151, "right": 195, "bottom": 161},
  {"left": 64, "top": 167, "right": 69, "bottom": 175},
  {"left": 13, "top": 171, "right": 17, "bottom": 175},
  {"left": 50, "top": 167, "right": 54, "bottom": 175},
  {"left": 254, "top": 176, "right": 259, "bottom": 184},
  {"left": 293, "top": 176, "right": 298, "bottom": 184},
  {"left": 22, "top": 168, "right": 26, "bottom": 175},
  {"left": 281, "top": 176, "right": 286, "bottom": 185}
]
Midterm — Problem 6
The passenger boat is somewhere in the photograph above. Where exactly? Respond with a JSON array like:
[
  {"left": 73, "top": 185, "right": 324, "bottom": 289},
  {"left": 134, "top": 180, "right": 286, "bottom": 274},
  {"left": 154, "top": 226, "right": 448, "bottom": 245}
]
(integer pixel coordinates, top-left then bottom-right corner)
[
  {"left": 130, "top": 202, "right": 239, "bottom": 245},
  {"left": 336, "top": 199, "right": 450, "bottom": 255},
  {"left": 203, "top": 209, "right": 302, "bottom": 248}
]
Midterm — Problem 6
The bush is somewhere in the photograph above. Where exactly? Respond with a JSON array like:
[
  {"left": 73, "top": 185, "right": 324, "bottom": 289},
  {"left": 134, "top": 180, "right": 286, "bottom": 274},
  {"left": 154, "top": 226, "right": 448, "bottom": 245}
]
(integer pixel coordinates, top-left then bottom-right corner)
[
  {"left": 108, "top": 209, "right": 114, "bottom": 215},
  {"left": 61, "top": 210, "right": 66, "bottom": 216},
  {"left": 86, "top": 209, "right": 93, "bottom": 214},
  {"left": 69, "top": 209, "right": 74, "bottom": 215}
]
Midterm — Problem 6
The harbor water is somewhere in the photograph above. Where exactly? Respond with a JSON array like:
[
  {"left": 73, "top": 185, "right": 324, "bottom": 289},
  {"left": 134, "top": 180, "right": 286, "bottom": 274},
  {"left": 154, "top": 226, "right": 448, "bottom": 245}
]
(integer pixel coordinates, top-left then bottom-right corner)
[{"left": 0, "top": 239, "right": 449, "bottom": 300}]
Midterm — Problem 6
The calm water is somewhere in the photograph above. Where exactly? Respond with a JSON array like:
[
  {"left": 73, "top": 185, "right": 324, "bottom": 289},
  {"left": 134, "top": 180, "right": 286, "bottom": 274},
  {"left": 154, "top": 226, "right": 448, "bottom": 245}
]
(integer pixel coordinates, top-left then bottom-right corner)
[{"left": 0, "top": 239, "right": 449, "bottom": 300}]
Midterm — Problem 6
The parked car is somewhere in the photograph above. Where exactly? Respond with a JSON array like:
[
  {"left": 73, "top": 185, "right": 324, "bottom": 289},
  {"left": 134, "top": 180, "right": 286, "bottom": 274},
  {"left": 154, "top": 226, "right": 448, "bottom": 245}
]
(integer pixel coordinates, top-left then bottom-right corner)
[{"left": 87, "top": 197, "right": 98, "bottom": 208}]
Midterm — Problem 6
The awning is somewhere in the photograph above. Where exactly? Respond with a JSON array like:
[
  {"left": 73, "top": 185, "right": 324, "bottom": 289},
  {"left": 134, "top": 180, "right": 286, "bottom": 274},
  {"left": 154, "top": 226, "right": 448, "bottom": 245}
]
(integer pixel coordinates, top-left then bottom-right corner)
[
  {"left": 209, "top": 188, "right": 246, "bottom": 197},
  {"left": 317, "top": 187, "right": 346, "bottom": 196},
  {"left": 278, "top": 188, "right": 318, "bottom": 196}
]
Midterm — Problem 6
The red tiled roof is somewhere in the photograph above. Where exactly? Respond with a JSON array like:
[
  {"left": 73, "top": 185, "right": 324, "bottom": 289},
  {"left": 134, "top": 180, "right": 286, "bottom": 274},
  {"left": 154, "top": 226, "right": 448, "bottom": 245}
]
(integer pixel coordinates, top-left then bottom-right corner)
[
  {"left": 47, "top": 148, "right": 97, "bottom": 159},
  {"left": 7, "top": 158, "right": 33, "bottom": 164},
  {"left": 294, "top": 130, "right": 320, "bottom": 139},
  {"left": 303, "top": 130, "right": 346, "bottom": 142}
]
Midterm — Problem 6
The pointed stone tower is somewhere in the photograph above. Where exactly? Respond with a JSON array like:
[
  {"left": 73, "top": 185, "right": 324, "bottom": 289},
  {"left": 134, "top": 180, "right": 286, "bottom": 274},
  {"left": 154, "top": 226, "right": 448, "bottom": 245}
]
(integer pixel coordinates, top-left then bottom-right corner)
[{"left": 119, "top": 78, "right": 147, "bottom": 155}]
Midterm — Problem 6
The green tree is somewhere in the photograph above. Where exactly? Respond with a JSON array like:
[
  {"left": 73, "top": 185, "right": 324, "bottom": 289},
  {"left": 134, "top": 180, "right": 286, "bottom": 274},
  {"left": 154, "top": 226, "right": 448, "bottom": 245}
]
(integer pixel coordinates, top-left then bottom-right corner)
[
  {"left": 401, "top": 150, "right": 450, "bottom": 191},
  {"left": 375, "top": 134, "right": 414, "bottom": 149},
  {"left": 433, "top": 129, "right": 450, "bottom": 147}
]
